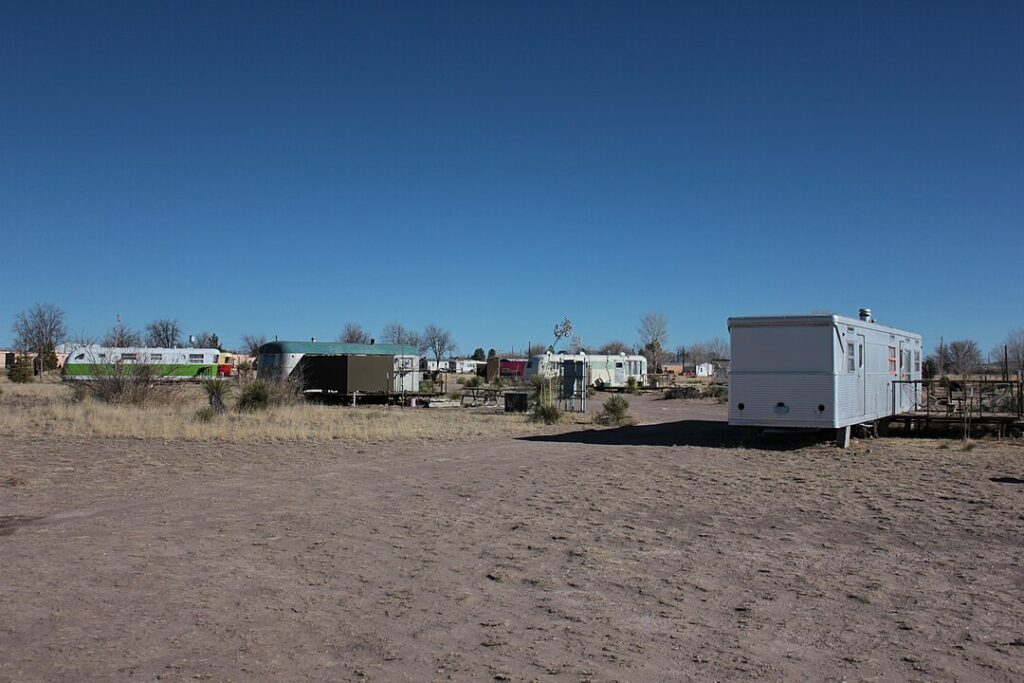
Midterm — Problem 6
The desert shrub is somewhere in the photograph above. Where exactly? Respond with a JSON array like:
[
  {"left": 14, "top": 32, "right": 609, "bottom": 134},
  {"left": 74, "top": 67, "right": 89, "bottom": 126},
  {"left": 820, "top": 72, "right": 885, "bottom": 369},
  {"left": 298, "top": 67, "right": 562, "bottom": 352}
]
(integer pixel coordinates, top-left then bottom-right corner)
[
  {"left": 194, "top": 406, "right": 217, "bottom": 423},
  {"left": 420, "top": 379, "right": 435, "bottom": 393},
  {"left": 71, "top": 364, "right": 178, "bottom": 405},
  {"left": 705, "top": 385, "right": 728, "bottom": 399},
  {"left": 267, "top": 378, "right": 303, "bottom": 406},
  {"left": 8, "top": 356, "right": 34, "bottom": 383},
  {"left": 597, "top": 394, "right": 632, "bottom": 426},
  {"left": 202, "top": 379, "right": 231, "bottom": 413},
  {"left": 625, "top": 376, "right": 639, "bottom": 394},
  {"left": 586, "top": 385, "right": 597, "bottom": 397},
  {"left": 664, "top": 385, "right": 702, "bottom": 399},
  {"left": 464, "top": 375, "right": 482, "bottom": 388},
  {"left": 530, "top": 402, "right": 562, "bottom": 425},
  {"left": 237, "top": 380, "right": 271, "bottom": 412},
  {"left": 492, "top": 375, "right": 507, "bottom": 389}
]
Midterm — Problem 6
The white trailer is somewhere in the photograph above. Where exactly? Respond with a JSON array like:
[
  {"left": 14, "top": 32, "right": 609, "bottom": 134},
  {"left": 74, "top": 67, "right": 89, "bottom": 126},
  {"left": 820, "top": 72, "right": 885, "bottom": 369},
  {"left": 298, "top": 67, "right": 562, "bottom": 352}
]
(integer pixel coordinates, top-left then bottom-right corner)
[
  {"left": 525, "top": 352, "right": 647, "bottom": 389},
  {"left": 728, "top": 311, "right": 922, "bottom": 446}
]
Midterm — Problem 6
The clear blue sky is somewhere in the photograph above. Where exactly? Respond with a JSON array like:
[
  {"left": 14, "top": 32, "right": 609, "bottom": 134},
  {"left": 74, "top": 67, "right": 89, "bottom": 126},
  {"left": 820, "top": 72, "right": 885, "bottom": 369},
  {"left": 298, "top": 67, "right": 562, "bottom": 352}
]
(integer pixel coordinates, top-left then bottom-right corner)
[{"left": 2, "top": 1, "right": 1021, "bottom": 355}]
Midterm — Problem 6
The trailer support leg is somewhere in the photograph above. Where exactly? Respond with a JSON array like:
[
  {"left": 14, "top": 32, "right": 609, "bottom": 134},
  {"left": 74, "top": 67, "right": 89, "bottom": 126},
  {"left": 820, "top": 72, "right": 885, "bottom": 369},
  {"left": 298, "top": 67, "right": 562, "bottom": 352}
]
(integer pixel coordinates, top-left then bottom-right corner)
[{"left": 835, "top": 426, "right": 851, "bottom": 449}]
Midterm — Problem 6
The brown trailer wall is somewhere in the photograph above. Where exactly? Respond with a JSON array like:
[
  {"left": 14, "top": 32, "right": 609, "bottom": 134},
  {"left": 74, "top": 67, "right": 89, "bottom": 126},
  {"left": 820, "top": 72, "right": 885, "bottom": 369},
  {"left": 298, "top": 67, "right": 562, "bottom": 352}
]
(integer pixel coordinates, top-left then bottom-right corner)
[
  {"left": 295, "top": 354, "right": 396, "bottom": 394},
  {"left": 344, "top": 355, "right": 394, "bottom": 393}
]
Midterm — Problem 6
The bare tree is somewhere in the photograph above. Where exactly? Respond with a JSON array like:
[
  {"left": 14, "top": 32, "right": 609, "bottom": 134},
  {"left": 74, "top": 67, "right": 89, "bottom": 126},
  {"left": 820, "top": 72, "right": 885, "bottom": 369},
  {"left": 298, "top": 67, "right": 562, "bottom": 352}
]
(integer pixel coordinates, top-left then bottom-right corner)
[
  {"left": 638, "top": 312, "right": 668, "bottom": 371},
  {"left": 339, "top": 323, "right": 371, "bottom": 344},
  {"left": 568, "top": 335, "right": 583, "bottom": 354},
  {"left": 944, "top": 339, "right": 982, "bottom": 377},
  {"left": 992, "top": 329, "right": 1024, "bottom": 374},
  {"left": 145, "top": 318, "right": 183, "bottom": 347},
  {"left": 526, "top": 343, "right": 547, "bottom": 357},
  {"left": 103, "top": 318, "right": 141, "bottom": 347},
  {"left": 599, "top": 340, "right": 629, "bottom": 355},
  {"left": 381, "top": 322, "right": 421, "bottom": 347},
  {"left": 12, "top": 303, "right": 67, "bottom": 370},
  {"left": 704, "top": 336, "right": 730, "bottom": 360},
  {"left": 421, "top": 324, "right": 456, "bottom": 367},
  {"left": 688, "top": 342, "right": 706, "bottom": 364},
  {"left": 67, "top": 330, "right": 97, "bottom": 348},
  {"left": 195, "top": 331, "right": 221, "bottom": 350},
  {"left": 241, "top": 333, "right": 268, "bottom": 357}
]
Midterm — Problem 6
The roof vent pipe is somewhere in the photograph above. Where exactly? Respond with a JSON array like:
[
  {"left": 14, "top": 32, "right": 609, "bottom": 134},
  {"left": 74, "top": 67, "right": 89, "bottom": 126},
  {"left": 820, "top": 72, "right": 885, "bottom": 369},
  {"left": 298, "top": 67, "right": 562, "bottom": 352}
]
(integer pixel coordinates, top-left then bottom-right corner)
[
  {"left": 859, "top": 308, "right": 872, "bottom": 322},
  {"left": 311, "top": 336, "right": 316, "bottom": 343}
]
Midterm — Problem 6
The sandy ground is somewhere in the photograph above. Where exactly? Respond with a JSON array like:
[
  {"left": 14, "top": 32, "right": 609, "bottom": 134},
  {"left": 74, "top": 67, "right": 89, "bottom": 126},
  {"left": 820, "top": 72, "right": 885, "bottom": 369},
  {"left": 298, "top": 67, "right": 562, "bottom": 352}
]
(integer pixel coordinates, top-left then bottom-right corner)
[{"left": 2, "top": 395, "right": 1023, "bottom": 682}]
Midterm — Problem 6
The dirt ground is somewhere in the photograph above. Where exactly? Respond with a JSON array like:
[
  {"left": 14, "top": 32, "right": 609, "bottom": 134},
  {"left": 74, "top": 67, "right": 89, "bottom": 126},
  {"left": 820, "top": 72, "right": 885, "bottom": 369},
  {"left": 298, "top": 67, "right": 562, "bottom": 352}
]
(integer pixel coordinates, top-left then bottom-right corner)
[{"left": 2, "top": 395, "right": 1023, "bottom": 682}]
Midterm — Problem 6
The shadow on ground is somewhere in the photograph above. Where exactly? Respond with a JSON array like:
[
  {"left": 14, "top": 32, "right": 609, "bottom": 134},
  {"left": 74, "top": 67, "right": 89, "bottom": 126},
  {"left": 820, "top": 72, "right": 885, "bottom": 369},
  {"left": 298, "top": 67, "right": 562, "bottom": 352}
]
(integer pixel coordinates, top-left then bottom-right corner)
[{"left": 521, "top": 419, "right": 832, "bottom": 450}]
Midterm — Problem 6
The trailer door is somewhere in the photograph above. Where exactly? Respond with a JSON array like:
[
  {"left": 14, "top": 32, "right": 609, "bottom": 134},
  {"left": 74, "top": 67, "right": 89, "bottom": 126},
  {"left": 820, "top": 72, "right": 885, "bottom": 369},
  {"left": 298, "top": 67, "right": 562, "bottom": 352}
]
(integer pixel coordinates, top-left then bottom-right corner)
[
  {"left": 614, "top": 361, "right": 624, "bottom": 386},
  {"left": 856, "top": 334, "right": 866, "bottom": 416}
]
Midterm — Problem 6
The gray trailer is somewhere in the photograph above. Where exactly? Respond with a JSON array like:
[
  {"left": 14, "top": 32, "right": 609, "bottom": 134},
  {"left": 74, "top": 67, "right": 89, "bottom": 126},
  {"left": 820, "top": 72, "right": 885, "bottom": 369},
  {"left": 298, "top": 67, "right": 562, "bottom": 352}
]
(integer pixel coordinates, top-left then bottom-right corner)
[{"left": 728, "top": 310, "right": 923, "bottom": 446}]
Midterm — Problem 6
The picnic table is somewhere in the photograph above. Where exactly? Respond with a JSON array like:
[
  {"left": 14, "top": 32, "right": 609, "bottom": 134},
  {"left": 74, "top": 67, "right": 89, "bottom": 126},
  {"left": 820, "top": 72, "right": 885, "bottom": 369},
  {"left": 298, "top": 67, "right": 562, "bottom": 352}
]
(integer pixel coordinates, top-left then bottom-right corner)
[{"left": 460, "top": 387, "right": 503, "bottom": 407}]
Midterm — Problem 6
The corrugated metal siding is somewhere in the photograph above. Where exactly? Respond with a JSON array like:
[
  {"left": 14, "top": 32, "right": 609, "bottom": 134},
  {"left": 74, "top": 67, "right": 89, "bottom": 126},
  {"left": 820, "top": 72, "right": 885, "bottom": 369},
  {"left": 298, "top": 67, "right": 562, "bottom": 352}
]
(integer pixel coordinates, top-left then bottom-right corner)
[{"left": 729, "top": 373, "right": 837, "bottom": 427}]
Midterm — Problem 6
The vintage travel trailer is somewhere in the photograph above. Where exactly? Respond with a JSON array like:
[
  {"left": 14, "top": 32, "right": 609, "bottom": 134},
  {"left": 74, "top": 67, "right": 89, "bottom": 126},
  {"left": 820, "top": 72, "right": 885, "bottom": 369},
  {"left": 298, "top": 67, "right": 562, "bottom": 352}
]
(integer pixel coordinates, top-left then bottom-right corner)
[
  {"left": 728, "top": 310, "right": 922, "bottom": 445},
  {"left": 62, "top": 346, "right": 222, "bottom": 380},
  {"left": 525, "top": 352, "right": 648, "bottom": 389},
  {"left": 256, "top": 341, "right": 419, "bottom": 393}
]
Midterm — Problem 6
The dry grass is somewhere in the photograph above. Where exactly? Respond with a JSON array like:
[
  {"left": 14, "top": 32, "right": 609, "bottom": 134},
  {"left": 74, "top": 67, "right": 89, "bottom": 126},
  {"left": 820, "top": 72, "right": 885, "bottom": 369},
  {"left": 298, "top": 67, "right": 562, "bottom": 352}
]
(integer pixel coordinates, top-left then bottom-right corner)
[{"left": 0, "top": 376, "right": 547, "bottom": 442}]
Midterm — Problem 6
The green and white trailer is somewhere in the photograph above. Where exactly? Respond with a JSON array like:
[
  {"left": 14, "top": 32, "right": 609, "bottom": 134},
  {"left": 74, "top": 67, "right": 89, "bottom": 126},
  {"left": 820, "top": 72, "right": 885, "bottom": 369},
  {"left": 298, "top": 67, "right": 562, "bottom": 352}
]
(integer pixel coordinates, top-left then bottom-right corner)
[{"left": 63, "top": 346, "right": 222, "bottom": 381}]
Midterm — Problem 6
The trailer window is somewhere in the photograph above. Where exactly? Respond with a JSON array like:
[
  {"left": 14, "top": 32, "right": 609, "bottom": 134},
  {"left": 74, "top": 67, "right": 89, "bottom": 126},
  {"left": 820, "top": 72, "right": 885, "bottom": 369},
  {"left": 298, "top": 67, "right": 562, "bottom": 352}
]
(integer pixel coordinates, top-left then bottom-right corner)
[
  {"left": 846, "top": 343, "right": 855, "bottom": 372},
  {"left": 858, "top": 344, "right": 863, "bottom": 369},
  {"left": 189, "top": 354, "right": 204, "bottom": 363},
  {"left": 150, "top": 354, "right": 162, "bottom": 361},
  {"left": 914, "top": 351, "right": 921, "bottom": 373},
  {"left": 888, "top": 346, "right": 897, "bottom": 373}
]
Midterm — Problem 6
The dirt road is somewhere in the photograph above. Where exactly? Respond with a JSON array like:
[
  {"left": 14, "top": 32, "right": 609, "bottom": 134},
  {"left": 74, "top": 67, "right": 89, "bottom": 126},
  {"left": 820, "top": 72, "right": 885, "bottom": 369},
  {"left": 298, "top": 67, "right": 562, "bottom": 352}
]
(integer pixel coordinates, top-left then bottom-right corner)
[{"left": 2, "top": 397, "right": 1023, "bottom": 681}]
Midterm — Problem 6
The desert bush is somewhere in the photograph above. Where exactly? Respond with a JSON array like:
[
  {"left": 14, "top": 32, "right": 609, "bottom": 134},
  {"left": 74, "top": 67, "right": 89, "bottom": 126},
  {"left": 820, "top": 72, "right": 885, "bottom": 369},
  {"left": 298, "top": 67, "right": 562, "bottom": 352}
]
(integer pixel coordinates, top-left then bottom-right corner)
[
  {"left": 705, "top": 385, "right": 728, "bottom": 399},
  {"left": 194, "top": 406, "right": 217, "bottom": 423},
  {"left": 202, "top": 379, "right": 231, "bottom": 414},
  {"left": 237, "top": 381, "right": 271, "bottom": 412},
  {"left": 625, "top": 376, "right": 639, "bottom": 394},
  {"left": 596, "top": 395, "right": 633, "bottom": 426},
  {"left": 71, "top": 365, "right": 180, "bottom": 405},
  {"left": 420, "top": 379, "right": 436, "bottom": 393},
  {"left": 664, "top": 385, "right": 702, "bottom": 399},
  {"left": 530, "top": 402, "right": 562, "bottom": 425},
  {"left": 8, "top": 356, "right": 34, "bottom": 384},
  {"left": 464, "top": 375, "right": 482, "bottom": 388}
]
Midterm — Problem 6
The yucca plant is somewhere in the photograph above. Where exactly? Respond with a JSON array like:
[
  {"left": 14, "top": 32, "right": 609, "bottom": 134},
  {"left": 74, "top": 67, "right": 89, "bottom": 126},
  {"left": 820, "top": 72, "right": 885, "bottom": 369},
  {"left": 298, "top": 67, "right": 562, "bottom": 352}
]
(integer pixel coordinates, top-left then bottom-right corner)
[
  {"left": 202, "top": 379, "right": 231, "bottom": 414},
  {"left": 597, "top": 395, "right": 632, "bottom": 426}
]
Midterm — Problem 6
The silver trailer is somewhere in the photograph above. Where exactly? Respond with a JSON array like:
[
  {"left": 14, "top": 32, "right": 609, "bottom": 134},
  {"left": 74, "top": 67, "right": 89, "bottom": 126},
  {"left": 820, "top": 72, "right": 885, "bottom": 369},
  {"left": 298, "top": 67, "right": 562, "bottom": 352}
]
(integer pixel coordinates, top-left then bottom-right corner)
[{"left": 728, "top": 310, "right": 923, "bottom": 445}]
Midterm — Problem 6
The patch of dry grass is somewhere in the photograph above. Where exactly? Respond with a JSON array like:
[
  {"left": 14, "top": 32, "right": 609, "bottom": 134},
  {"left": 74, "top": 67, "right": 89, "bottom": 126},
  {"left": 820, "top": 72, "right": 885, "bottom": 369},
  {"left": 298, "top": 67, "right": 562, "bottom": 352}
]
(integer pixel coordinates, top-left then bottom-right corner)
[{"left": 0, "top": 376, "right": 547, "bottom": 442}]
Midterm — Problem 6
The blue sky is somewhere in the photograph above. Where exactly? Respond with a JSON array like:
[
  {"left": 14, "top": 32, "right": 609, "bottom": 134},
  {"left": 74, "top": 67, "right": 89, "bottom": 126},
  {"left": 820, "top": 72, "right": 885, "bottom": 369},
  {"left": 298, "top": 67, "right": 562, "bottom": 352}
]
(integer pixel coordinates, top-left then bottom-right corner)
[{"left": 2, "top": 1, "right": 1021, "bottom": 355}]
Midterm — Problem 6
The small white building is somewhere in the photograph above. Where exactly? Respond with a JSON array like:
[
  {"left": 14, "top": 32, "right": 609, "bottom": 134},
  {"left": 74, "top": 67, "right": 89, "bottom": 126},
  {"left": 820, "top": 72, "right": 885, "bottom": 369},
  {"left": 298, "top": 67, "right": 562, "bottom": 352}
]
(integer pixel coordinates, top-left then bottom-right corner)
[
  {"left": 728, "top": 310, "right": 922, "bottom": 444},
  {"left": 694, "top": 362, "right": 715, "bottom": 377}
]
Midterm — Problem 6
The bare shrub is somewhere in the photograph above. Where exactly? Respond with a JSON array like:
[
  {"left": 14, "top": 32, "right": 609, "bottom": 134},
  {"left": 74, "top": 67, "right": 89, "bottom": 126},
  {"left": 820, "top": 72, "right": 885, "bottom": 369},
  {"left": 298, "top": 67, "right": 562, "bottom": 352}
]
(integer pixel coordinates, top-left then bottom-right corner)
[{"left": 71, "top": 365, "right": 181, "bottom": 405}]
